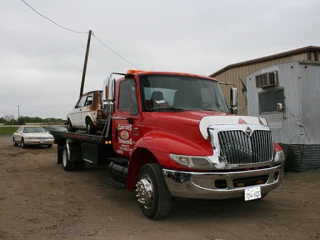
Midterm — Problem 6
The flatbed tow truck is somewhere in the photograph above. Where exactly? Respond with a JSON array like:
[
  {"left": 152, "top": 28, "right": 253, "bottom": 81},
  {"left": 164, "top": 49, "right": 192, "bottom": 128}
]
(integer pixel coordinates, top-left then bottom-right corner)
[{"left": 52, "top": 69, "right": 285, "bottom": 219}]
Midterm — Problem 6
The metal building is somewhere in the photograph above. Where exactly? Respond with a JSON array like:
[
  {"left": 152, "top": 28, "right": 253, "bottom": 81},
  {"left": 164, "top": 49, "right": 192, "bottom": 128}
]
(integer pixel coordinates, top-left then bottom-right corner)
[
  {"left": 209, "top": 46, "right": 320, "bottom": 115},
  {"left": 246, "top": 61, "right": 320, "bottom": 171}
]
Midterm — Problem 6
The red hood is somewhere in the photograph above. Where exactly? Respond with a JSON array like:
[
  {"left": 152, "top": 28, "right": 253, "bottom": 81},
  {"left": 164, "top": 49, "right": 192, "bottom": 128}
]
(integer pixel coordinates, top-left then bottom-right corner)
[{"left": 142, "top": 110, "right": 229, "bottom": 136}]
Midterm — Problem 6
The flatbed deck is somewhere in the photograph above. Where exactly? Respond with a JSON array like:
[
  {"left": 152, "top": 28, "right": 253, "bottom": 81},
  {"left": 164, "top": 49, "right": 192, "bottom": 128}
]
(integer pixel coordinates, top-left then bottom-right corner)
[{"left": 51, "top": 130, "right": 106, "bottom": 145}]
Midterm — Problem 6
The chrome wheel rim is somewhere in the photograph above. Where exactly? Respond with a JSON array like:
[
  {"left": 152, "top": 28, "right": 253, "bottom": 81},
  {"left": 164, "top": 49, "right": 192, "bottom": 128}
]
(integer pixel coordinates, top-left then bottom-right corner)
[{"left": 135, "top": 175, "right": 154, "bottom": 209}]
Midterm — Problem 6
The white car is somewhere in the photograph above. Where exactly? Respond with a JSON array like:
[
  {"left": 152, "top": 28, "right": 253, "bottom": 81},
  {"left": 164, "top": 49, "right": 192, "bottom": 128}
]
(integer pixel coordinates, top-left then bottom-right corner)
[
  {"left": 66, "top": 90, "right": 107, "bottom": 134},
  {"left": 13, "top": 126, "right": 54, "bottom": 148}
]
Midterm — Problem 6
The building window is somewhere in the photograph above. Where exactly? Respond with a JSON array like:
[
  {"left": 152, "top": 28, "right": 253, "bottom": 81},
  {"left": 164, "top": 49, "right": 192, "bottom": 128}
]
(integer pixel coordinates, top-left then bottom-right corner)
[{"left": 259, "top": 88, "right": 284, "bottom": 114}]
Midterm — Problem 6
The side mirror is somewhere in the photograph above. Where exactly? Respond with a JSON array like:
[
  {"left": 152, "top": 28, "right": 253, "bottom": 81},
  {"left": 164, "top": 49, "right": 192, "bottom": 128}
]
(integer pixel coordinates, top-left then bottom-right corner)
[
  {"left": 107, "top": 78, "right": 115, "bottom": 101},
  {"left": 230, "top": 88, "right": 238, "bottom": 114},
  {"left": 277, "top": 103, "right": 284, "bottom": 112},
  {"left": 103, "top": 101, "right": 114, "bottom": 114}
]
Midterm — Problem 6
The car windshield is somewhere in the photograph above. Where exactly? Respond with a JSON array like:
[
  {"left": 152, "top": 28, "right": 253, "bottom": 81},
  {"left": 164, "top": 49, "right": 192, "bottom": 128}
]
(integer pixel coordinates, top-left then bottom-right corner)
[
  {"left": 23, "top": 127, "right": 46, "bottom": 133},
  {"left": 140, "top": 74, "right": 229, "bottom": 113}
]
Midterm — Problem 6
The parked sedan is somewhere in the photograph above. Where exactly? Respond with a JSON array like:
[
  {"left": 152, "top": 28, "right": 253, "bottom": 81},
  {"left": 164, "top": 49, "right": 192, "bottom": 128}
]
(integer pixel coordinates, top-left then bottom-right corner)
[
  {"left": 13, "top": 126, "right": 54, "bottom": 148},
  {"left": 66, "top": 90, "right": 107, "bottom": 134},
  {"left": 46, "top": 125, "right": 68, "bottom": 134}
]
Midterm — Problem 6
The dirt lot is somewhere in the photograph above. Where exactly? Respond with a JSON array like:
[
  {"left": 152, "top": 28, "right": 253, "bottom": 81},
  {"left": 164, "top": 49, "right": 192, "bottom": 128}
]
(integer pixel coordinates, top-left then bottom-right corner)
[{"left": 0, "top": 137, "right": 320, "bottom": 240}]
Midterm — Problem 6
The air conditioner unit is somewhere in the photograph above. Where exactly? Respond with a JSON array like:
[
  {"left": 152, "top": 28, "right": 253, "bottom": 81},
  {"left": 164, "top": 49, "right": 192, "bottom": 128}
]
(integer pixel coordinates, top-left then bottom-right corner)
[{"left": 255, "top": 71, "right": 278, "bottom": 88}]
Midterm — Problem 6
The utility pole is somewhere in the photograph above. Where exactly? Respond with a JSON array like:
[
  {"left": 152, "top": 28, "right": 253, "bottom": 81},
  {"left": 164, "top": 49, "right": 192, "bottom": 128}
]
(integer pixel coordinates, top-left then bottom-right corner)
[
  {"left": 79, "top": 30, "right": 92, "bottom": 98},
  {"left": 17, "top": 105, "right": 20, "bottom": 119}
]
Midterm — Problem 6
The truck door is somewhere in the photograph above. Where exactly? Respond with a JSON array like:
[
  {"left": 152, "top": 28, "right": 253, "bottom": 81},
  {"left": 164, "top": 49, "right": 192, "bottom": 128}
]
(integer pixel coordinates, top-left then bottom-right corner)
[{"left": 112, "top": 78, "right": 140, "bottom": 158}]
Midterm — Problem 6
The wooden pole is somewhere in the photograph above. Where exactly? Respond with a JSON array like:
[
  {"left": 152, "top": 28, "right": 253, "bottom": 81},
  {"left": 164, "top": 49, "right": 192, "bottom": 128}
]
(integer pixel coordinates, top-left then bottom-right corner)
[{"left": 80, "top": 30, "right": 92, "bottom": 98}]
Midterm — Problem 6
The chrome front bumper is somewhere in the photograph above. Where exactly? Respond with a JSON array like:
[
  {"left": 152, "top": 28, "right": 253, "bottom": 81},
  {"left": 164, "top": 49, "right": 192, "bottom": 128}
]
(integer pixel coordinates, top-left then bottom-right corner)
[
  {"left": 25, "top": 139, "right": 54, "bottom": 145},
  {"left": 163, "top": 164, "right": 284, "bottom": 200}
]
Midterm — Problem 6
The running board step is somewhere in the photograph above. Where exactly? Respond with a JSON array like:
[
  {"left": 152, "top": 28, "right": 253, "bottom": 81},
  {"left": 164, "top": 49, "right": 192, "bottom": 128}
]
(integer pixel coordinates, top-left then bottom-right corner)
[
  {"left": 103, "top": 178, "right": 125, "bottom": 189},
  {"left": 108, "top": 156, "right": 129, "bottom": 166}
]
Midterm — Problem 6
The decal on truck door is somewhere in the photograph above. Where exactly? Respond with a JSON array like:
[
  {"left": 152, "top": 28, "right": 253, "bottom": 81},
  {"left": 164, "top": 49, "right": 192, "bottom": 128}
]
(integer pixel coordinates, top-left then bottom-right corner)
[{"left": 117, "top": 124, "right": 134, "bottom": 153}]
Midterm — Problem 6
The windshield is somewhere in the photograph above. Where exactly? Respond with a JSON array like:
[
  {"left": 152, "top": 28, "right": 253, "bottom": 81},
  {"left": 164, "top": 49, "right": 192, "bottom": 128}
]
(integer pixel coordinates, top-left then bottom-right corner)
[
  {"left": 23, "top": 127, "right": 46, "bottom": 133},
  {"left": 140, "top": 75, "right": 229, "bottom": 112}
]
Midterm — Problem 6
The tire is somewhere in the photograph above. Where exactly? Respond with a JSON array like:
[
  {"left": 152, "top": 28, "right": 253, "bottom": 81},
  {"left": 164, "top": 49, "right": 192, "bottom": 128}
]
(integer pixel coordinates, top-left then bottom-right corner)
[
  {"left": 62, "top": 145, "right": 75, "bottom": 171},
  {"left": 21, "top": 138, "right": 26, "bottom": 148},
  {"left": 13, "top": 138, "right": 18, "bottom": 146},
  {"left": 47, "top": 144, "right": 53, "bottom": 148},
  {"left": 67, "top": 119, "right": 76, "bottom": 132},
  {"left": 136, "top": 164, "right": 172, "bottom": 220},
  {"left": 86, "top": 118, "right": 96, "bottom": 135}
]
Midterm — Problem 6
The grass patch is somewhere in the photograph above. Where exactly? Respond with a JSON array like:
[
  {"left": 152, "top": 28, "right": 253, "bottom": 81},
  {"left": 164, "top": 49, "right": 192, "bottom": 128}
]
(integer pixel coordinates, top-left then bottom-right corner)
[{"left": 0, "top": 127, "right": 18, "bottom": 135}]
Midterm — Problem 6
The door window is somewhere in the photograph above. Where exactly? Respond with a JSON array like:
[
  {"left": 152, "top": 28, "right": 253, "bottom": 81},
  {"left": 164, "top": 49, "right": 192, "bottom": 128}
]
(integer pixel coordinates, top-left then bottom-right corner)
[
  {"left": 118, "top": 79, "right": 137, "bottom": 112},
  {"left": 85, "top": 93, "right": 94, "bottom": 106},
  {"left": 76, "top": 95, "right": 88, "bottom": 108}
]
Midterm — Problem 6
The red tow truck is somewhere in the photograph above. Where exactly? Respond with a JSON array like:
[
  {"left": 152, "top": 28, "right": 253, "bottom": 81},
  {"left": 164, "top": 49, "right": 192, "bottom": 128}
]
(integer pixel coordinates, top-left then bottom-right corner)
[{"left": 52, "top": 69, "right": 285, "bottom": 219}]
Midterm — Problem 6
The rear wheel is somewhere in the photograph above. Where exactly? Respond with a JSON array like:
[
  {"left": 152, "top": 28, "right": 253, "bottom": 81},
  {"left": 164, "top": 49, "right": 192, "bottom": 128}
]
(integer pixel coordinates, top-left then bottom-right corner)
[
  {"left": 13, "top": 138, "right": 18, "bottom": 146},
  {"left": 21, "top": 138, "right": 26, "bottom": 148},
  {"left": 66, "top": 119, "right": 75, "bottom": 132},
  {"left": 136, "top": 164, "right": 172, "bottom": 220},
  {"left": 62, "top": 145, "right": 75, "bottom": 171},
  {"left": 86, "top": 118, "right": 96, "bottom": 135}
]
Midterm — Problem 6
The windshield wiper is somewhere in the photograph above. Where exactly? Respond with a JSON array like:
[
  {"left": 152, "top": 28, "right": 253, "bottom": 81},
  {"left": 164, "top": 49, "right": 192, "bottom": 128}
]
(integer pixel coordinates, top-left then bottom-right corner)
[{"left": 148, "top": 107, "right": 185, "bottom": 112}]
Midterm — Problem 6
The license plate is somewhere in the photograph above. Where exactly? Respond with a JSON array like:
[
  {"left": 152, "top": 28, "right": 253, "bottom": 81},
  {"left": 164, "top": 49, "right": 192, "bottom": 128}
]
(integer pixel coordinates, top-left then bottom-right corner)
[
  {"left": 40, "top": 141, "right": 45, "bottom": 144},
  {"left": 244, "top": 186, "right": 261, "bottom": 201}
]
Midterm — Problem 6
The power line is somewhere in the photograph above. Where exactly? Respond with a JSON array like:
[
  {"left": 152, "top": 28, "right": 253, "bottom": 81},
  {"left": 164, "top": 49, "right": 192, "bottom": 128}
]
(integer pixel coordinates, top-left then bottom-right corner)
[
  {"left": 92, "top": 33, "right": 141, "bottom": 69},
  {"left": 21, "top": 0, "right": 87, "bottom": 34},
  {"left": 21, "top": 0, "right": 141, "bottom": 69}
]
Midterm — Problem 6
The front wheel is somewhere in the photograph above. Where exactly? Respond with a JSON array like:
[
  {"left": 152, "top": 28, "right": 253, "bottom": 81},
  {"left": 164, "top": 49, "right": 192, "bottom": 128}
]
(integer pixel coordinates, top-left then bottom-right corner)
[
  {"left": 136, "top": 164, "right": 172, "bottom": 220},
  {"left": 21, "top": 138, "right": 26, "bottom": 148}
]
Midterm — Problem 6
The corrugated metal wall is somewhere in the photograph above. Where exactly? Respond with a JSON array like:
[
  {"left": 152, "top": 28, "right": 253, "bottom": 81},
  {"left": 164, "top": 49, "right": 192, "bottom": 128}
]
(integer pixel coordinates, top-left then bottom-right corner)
[
  {"left": 215, "top": 53, "right": 308, "bottom": 115},
  {"left": 299, "top": 62, "right": 320, "bottom": 144}
]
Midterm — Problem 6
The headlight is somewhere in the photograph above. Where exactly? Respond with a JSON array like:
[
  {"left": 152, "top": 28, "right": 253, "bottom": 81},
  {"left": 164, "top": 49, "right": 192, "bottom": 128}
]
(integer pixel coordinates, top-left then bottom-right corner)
[
  {"left": 274, "top": 150, "right": 285, "bottom": 164},
  {"left": 169, "top": 154, "right": 214, "bottom": 170}
]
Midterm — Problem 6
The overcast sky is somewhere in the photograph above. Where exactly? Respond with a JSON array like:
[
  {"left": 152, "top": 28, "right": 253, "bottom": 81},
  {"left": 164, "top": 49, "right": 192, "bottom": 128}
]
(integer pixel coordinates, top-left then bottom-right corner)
[{"left": 0, "top": 0, "right": 319, "bottom": 119}]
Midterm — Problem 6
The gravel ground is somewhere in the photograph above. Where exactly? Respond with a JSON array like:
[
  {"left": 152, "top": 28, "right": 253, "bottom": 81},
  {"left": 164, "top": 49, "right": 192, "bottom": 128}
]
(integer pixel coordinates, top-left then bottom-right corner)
[{"left": 0, "top": 137, "right": 320, "bottom": 240}]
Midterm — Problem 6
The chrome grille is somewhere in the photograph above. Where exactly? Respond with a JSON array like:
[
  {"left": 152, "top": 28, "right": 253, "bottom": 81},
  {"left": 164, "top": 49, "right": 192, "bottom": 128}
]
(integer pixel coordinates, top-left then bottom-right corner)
[{"left": 218, "top": 130, "right": 273, "bottom": 164}]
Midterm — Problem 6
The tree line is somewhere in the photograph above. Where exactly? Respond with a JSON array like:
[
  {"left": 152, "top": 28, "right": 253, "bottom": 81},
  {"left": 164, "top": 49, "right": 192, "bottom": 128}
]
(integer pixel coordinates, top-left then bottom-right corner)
[{"left": 0, "top": 115, "right": 65, "bottom": 125}]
